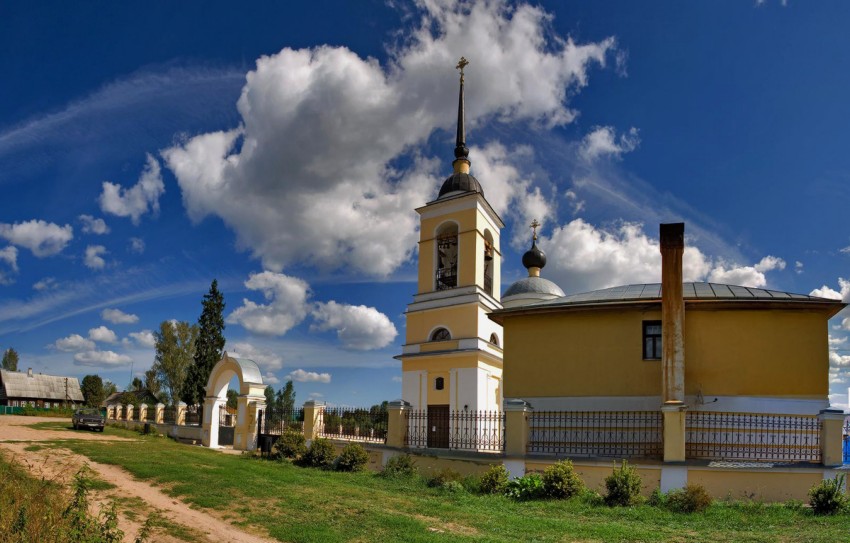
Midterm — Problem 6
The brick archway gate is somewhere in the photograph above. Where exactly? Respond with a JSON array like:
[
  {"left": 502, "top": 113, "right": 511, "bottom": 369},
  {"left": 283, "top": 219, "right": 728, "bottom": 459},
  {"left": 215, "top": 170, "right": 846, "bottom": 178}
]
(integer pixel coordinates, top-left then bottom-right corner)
[{"left": 201, "top": 352, "right": 266, "bottom": 451}]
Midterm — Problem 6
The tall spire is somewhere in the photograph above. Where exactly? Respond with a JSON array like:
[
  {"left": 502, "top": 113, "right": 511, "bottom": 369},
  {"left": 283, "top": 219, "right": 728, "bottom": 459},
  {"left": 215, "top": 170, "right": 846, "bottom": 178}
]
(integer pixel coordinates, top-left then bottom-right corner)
[{"left": 453, "top": 57, "right": 470, "bottom": 173}]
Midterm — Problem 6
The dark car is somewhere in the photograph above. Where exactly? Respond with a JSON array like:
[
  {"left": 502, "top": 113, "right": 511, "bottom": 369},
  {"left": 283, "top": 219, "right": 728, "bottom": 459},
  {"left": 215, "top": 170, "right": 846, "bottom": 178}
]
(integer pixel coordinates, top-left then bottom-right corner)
[{"left": 72, "top": 408, "right": 105, "bottom": 432}]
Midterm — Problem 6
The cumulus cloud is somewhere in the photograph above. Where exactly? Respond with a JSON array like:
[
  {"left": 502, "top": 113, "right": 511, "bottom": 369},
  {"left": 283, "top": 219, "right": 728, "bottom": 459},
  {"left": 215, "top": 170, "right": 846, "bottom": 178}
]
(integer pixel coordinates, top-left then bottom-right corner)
[
  {"left": 286, "top": 369, "right": 331, "bottom": 383},
  {"left": 0, "top": 246, "right": 18, "bottom": 285},
  {"left": 102, "top": 308, "right": 139, "bottom": 324},
  {"left": 84, "top": 245, "right": 107, "bottom": 270},
  {"left": 540, "top": 219, "right": 785, "bottom": 293},
  {"left": 88, "top": 325, "right": 118, "bottom": 344},
  {"left": 0, "top": 219, "right": 73, "bottom": 257},
  {"left": 227, "top": 272, "right": 310, "bottom": 335},
  {"left": 52, "top": 333, "right": 95, "bottom": 352},
  {"left": 127, "top": 330, "right": 156, "bottom": 348},
  {"left": 163, "top": 1, "right": 614, "bottom": 276},
  {"left": 795, "top": 261, "right": 804, "bottom": 274},
  {"left": 33, "top": 277, "right": 58, "bottom": 291},
  {"left": 99, "top": 153, "right": 165, "bottom": 224},
  {"left": 579, "top": 126, "right": 640, "bottom": 162},
  {"left": 311, "top": 301, "right": 398, "bottom": 350},
  {"left": 229, "top": 341, "right": 284, "bottom": 371},
  {"left": 841, "top": 246, "right": 850, "bottom": 254},
  {"left": 78, "top": 214, "right": 110, "bottom": 235},
  {"left": 74, "top": 350, "right": 132, "bottom": 368},
  {"left": 263, "top": 372, "right": 280, "bottom": 385},
  {"left": 810, "top": 278, "right": 850, "bottom": 302},
  {"left": 128, "top": 237, "right": 145, "bottom": 254},
  {"left": 829, "top": 350, "right": 850, "bottom": 368}
]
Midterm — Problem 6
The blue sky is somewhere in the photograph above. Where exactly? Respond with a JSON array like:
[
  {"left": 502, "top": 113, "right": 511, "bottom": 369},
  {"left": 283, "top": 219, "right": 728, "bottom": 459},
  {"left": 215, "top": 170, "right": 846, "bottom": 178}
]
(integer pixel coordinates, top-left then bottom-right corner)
[{"left": 1, "top": 0, "right": 849, "bottom": 408}]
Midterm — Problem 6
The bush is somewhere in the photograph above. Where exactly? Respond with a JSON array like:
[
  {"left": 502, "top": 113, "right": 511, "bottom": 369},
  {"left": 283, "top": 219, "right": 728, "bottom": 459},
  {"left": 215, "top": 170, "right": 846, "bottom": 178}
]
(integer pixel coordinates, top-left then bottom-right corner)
[
  {"left": 381, "top": 454, "right": 417, "bottom": 478},
  {"left": 479, "top": 464, "right": 509, "bottom": 495},
  {"left": 505, "top": 474, "right": 545, "bottom": 501},
  {"left": 809, "top": 474, "right": 847, "bottom": 515},
  {"left": 442, "top": 480, "right": 466, "bottom": 493},
  {"left": 302, "top": 438, "right": 337, "bottom": 468},
  {"left": 542, "top": 460, "right": 584, "bottom": 499},
  {"left": 647, "top": 488, "right": 666, "bottom": 507},
  {"left": 427, "top": 468, "right": 462, "bottom": 488},
  {"left": 604, "top": 460, "right": 642, "bottom": 506},
  {"left": 666, "top": 484, "right": 713, "bottom": 513},
  {"left": 336, "top": 443, "right": 369, "bottom": 472},
  {"left": 273, "top": 429, "right": 307, "bottom": 460},
  {"left": 579, "top": 488, "right": 605, "bottom": 507}
]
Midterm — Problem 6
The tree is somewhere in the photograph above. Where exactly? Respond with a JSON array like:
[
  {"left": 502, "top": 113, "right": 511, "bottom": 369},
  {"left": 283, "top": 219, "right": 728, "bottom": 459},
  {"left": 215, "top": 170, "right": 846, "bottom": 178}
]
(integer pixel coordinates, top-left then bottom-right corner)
[
  {"left": 129, "top": 377, "right": 144, "bottom": 391},
  {"left": 103, "top": 380, "right": 117, "bottom": 397},
  {"left": 182, "top": 280, "right": 226, "bottom": 406},
  {"left": 144, "top": 368, "right": 162, "bottom": 401},
  {"left": 264, "top": 385, "right": 275, "bottom": 407},
  {"left": 81, "top": 375, "right": 106, "bottom": 407},
  {"left": 276, "top": 380, "right": 296, "bottom": 412},
  {"left": 151, "top": 320, "right": 199, "bottom": 405},
  {"left": 2, "top": 348, "right": 19, "bottom": 371},
  {"left": 226, "top": 389, "right": 238, "bottom": 409}
]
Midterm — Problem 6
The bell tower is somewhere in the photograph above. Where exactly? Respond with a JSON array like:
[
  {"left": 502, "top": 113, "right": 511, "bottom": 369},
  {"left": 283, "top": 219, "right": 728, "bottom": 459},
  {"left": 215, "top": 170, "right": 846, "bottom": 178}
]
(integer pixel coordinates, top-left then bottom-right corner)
[{"left": 397, "top": 58, "right": 505, "bottom": 417}]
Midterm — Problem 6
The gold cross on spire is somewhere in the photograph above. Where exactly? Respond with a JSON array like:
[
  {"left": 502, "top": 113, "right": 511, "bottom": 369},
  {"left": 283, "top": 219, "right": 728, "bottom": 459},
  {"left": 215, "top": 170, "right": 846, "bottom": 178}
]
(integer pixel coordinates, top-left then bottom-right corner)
[
  {"left": 530, "top": 219, "right": 540, "bottom": 241},
  {"left": 456, "top": 56, "right": 469, "bottom": 83}
]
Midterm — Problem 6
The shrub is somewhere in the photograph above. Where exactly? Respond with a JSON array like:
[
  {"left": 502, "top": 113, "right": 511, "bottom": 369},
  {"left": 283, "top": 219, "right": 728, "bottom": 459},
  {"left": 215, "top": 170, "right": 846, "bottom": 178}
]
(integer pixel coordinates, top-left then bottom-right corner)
[
  {"left": 542, "top": 460, "right": 584, "bottom": 499},
  {"left": 666, "top": 484, "right": 713, "bottom": 513},
  {"left": 427, "top": 468, "right": 462, "bottom": 488},
  {"left": 604, "top": 460, "right": 642, "bottom": 507},
  {"left": 302, "top": 438, "right": 337, "bottom": 468},
  {"left": 647, "top": 488, "right": 666, "bottom": 507},
  {"left": 505, "top": 473, "right": 545, "bottom": 501},
  {"left": 381, "top": 454, "right": 417, "bottom": 478},
  {"left": 442, "top": 480, "right": 466, "bottom": 493},
  {"left": 809, "top": 474, "right": 847, "bottom": 515},
  {"left": 579, "top": 488, "right": 605, "bottom": 507},
  {"left": 336, "top": 443, "right": 369, "bottom": 472},
  {"left": 479, "top": 464, "right": 509, "bottom": 495},
  {"left": 273, "top": 429, "right": 307, "bottom": 460}
]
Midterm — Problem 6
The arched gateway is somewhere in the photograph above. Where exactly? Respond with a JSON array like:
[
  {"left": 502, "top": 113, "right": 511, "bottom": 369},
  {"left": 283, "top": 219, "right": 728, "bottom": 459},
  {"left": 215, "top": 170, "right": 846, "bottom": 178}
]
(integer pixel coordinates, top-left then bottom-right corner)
[{"left": 201, "top": 352, "right": 266, "bottom": 451}]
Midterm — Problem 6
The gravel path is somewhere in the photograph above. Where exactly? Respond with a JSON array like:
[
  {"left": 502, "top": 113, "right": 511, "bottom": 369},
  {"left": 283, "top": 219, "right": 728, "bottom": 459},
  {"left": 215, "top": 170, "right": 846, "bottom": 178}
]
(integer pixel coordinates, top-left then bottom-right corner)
[{"left": 0, "top": 415, "right": 277, "bottom": 543}]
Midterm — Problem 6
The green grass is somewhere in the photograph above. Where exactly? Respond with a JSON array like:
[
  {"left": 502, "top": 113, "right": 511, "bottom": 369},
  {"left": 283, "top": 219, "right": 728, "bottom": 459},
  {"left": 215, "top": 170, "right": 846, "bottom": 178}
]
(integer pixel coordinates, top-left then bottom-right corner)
[
  {"left": 25, "top": 420, "right": 144, "bottom": 439},
  {"left": 40, "top": 436, "right": 850, "bottom": 543}
]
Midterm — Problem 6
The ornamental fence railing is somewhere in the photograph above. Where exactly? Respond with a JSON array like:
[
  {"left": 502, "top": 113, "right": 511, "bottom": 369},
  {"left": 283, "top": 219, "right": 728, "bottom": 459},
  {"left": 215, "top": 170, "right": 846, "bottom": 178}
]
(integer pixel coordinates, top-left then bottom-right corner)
[
  {"left": 527, "top": 411, "right": 663, "bottom": 459},
  {"left": 184, "top": 405, "right": 201, "bottom": 426},
  {"left": 144, "top": 407, "right": 156, "bottom": 422},
  {"left": 318, "top": 406, "right": 388, "bottom": 444},
  {"left": 260, "top": 407, "right": 305, "bottom": 435},
  {"left": 406, "top": 409, "right": 504, "bottom": 452},
  {"left": 163, "top": 406, "right": 176, "bottom": 424},
  {"left": 685, "top": 411, "right": 821, "bottom": 463},
  {"left": 843, "top": 417, "right": 850, "bottom": 465}
]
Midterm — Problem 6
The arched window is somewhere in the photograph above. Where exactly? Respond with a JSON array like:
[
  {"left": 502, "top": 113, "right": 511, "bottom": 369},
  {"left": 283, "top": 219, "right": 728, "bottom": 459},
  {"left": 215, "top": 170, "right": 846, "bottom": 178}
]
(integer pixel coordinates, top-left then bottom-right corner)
[
  {"left": 435, "top": 377, "right": 445, "bottom": 390},
  {"left": 483, "top": 230, "right": 495, "bottom": 296},
  {"left": 430, "top": 327, "right": 451, "bottom": 341},
  {"left": 436, "top": 222, "right": 458, "bottom": 290},
  {"left": 489, "top": 333, "right": 499, "bottom": 347}
]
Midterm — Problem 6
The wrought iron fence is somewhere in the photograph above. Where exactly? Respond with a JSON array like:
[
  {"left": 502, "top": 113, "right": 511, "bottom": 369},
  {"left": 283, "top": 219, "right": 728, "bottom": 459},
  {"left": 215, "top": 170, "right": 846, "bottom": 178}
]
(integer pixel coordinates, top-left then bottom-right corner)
[
  {"left": 406, "top": 409, "right": 504, "bottom": 452},
  {"left": 527, "top": 411, "right": 663, "bottom": 458},
  {"left": 843, "top": 417, "right": 850, "bottom": 465},
  {"left": 132, "top": 407, "right": 141, "bottom": 421},
  {"left": 260, "top": 407, "right": 305, "bottom": 435},
  {"left": 121, "top": 405, "right": 129, "bottom": 420},
  {"left": 184, "top": 405, "right": 201, "bottom": 426},
  {"left": 318, "top": 406, "right": 388, "bottom": 443},
  {"left": 144, "top": 406, "right": 156, "bottom": 422},
  {"left": 686, "top": 411, "right": 821, "bottom": 463},
  {"left": 163, "top": 406, "right": 176, "bottom": 424}
]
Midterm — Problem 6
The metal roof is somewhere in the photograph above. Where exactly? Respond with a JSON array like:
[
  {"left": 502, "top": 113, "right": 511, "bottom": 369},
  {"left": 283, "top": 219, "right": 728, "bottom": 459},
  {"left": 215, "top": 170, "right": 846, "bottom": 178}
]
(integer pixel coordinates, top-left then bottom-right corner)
[
  {"left": 503, "top": 276, "right": 565, "bottom": 299},
  {"left": 0, "top": 369, "right": 84, "bottom": 402}
]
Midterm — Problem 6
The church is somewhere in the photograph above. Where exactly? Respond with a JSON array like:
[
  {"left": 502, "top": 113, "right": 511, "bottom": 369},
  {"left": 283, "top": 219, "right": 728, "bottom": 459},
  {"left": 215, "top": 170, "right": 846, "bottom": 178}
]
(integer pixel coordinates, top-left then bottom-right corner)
[{"left": 397, "top": 58, "right": 846, "bottom": 466}]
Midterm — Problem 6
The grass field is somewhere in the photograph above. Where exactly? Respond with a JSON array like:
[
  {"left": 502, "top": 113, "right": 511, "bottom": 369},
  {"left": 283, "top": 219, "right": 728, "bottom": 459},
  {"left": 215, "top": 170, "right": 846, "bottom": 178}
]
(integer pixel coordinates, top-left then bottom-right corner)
[{"left": 21, "top": 430, "right": 847, "bottom": 543}]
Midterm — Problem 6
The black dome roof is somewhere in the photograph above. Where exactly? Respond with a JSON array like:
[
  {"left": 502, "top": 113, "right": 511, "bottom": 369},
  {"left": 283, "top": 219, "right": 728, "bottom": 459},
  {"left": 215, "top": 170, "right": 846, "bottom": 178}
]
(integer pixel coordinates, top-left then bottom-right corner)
[
  {"left": 437, "top": 172, "right": 484, "bottom": 199},
  {"left": 522, "top": 241, "right": 547, "bottom": 270}
]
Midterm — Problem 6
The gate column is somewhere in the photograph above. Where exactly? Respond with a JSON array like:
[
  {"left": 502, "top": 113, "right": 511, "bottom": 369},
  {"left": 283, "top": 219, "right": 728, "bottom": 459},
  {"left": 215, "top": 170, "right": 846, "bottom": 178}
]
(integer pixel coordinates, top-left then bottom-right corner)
[{"left": 234, "top": 384, "right": 267, "bottom": 451}]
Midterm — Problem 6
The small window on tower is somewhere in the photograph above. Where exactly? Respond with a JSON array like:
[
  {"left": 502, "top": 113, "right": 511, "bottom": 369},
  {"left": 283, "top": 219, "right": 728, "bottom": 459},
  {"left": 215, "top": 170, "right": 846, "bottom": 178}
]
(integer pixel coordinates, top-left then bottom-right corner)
[
  {"left": 489, "top": 333, "right": 499, "bottom": 347},
  {"left": 643, "top": 320, "right": 662, "bottom": 360},
  {"left": 435, "top": 223, "right": 459, "bottom": 290},
  {"left": 435, "top": 377, "right": 445, "bottom": 390},
  {"left": 430, "top": 328, "right": 451, "bottom": 341}
]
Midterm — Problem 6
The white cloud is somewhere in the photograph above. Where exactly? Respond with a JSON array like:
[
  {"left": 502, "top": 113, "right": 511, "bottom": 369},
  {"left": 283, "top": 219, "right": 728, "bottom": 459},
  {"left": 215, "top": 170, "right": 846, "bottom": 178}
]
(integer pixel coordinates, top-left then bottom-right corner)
[
  {"left": 33, "top": 277, "right": 58, "bottom": 291},
  {"left": 565, "top": 190, "right": 585, "bottom": 215},
  {"left": 829, "top": 350, "right": 850, "bottom": 368},
  {"left": 795, "top": 261, "right": 804, "bottom": 274},
  {"left": 99, "top": 153, "right": 165, "bottom": 224},
  {"left": 127, "top": 329, "right": 156, "bottom": 348},
  {"left": 391, "top": 376, "right": 403, "bottom": 383},
  {"left": 287, "top": 369, "right": 331, "bottom": 383},
  {"left": 128, "top": 237, "right": 145, "bottom": 254},
  {"left": 227, "top": 272, "right": 310, "bottom": 335},
  {"left": 74, "top": 349, "right": 132, "bottom": 368},
  {"left": 308, "top": 392, "right": 324, "bottom": 399},
  {"left": 707, "top": 255, "right": 785, "bottom": 289},
  {"left": 84, "top": 245, "right": 107, "bottom": 270},
  {"left": 163, "top": 1, "right": 614, "bottom": 276},
  {"left": 78, "top": 214, "right": 110, "bottom": 235},
  {"left": 579, "top": 126, "right": 640, "bottom": 162},
  {"left": 52, "top": 333, "right": 96, "bottom": 352},
  {"left": 263, "top": 372, "right": 280, "bottom": 385},
  {"left": 841, "top": 246, "right": 850, "bottom": 254},
  {"left": 88, "top": 325, "right": 118, "bottom": 344},
  {"left": 311, "top": 301, "right": 398, "bottom": 350},
  {"left": 0, "top": 246, "right": 18, "bottom": 285},
  {"left": 840, "top": 318, "right": 850, "bottom": 332},
  {"left": 101, "top": 308, "right": 139, "bottom": 324},
  {"left": 0, "top": 219, "right": 73, "bottom": 257},
  {"left": 229, "top": 341, "right": 284, "bottom": 371},
  {"left": 810, "top": 278, "right": 850, "bottom": 302}
]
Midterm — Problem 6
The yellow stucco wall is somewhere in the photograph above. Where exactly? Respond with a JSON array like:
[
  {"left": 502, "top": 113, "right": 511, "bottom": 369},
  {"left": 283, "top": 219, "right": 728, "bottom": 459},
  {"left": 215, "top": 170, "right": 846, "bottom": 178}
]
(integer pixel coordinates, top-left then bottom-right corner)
[
  {"left": 688, "top": 468, "right": 822, "bottom": 502},
  {"left": 525, "top": 460, "right": 662, "bottom": 496},
  {"left": 406, "top": 304, "right": 480, "bottom": 344},
  {"left": 504, "top": 306, "right": 829, "bottom": 399},
  {"left": 402, "top": 354, "right": 499, "bottom": 373}
]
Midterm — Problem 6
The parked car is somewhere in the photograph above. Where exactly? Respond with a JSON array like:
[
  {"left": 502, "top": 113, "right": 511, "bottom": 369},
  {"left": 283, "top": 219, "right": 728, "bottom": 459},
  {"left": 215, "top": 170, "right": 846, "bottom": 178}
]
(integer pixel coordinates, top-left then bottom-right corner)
[{"left": 72, "top": 407, "right": 105, "bottom": 432}]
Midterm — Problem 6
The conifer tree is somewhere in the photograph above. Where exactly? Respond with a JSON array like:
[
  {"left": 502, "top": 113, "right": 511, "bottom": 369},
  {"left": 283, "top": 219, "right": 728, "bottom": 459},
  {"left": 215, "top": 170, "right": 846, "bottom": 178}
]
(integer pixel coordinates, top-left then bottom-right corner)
[
  {"left": 182, "top": 280, "right": 226, "bottom": 406},
  {"left": 2, "top": 348, "right": 19, "bottom": 371}
]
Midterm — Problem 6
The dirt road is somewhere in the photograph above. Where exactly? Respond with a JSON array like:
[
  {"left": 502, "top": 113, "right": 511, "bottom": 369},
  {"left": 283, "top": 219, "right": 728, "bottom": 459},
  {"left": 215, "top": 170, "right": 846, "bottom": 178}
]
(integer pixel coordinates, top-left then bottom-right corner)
[{"left": 0, "top": 415, "right": 277, "bottom": 543}]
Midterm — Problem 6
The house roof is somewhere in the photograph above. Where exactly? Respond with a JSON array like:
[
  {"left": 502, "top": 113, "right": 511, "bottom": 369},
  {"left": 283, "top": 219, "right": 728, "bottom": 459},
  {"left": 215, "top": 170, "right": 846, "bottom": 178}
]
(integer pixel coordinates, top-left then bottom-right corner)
[
  {"left": 0, "top": 369, "right": 84, "bottom": 402},
  {"left": 491, "top": 282, "right": 847, "bottom": 321},
  {"left": 104, "top": 389, "right": 160, "bottom": 406}
]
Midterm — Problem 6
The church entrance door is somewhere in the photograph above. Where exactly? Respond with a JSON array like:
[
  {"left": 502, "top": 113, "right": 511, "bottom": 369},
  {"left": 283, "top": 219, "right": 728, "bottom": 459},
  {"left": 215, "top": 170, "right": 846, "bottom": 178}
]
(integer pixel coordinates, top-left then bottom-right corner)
[{"left": 427, "top": 404, "right": 449, "bottom": 448}]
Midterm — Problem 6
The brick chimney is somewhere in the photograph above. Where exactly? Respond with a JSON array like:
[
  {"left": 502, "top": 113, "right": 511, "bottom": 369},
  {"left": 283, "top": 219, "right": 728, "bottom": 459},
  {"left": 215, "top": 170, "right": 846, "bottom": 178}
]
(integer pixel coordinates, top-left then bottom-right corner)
[
  {"left": 27, "top": 367, "right": 33, "bottom": 378},
  {"left": 660, "top": 223, "right": 685, "bottom": 404}
]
